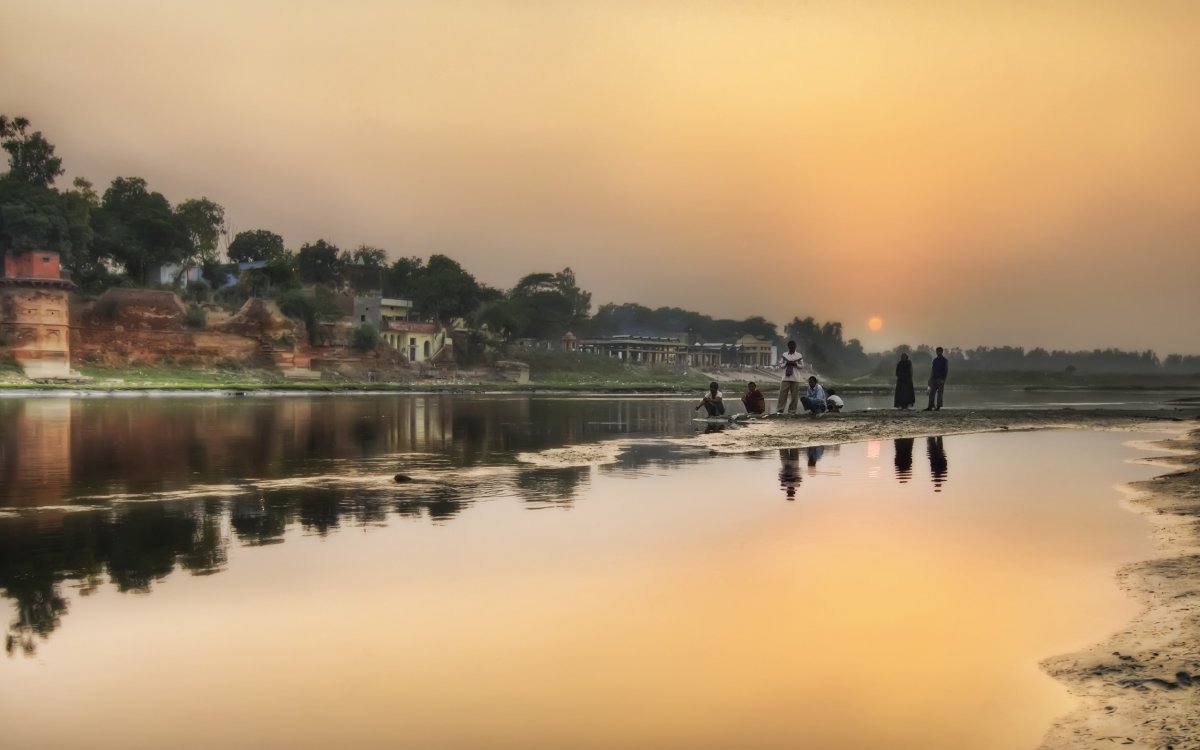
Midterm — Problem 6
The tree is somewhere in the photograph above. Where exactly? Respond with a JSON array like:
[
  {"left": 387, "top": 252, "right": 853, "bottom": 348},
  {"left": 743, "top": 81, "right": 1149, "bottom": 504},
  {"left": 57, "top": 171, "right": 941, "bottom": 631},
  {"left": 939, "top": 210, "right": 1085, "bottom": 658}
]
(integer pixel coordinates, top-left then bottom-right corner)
[
  {"left": 352, "top": 323, "right": 381, "bottom": 352},
  {"left": 1, "top": 115, "right": 64, "bottom": 187},
  {"left": 227, "top": 229, "right": 285, "bottom": 264},
  {"left": 175, "top": 198, "right": 225, "bottom": 270},
  {"left": 0, "top": 178, "right": 70, "bottom": 254},
  {"left": 351, "top": 244, "right": 387, "bottom": 268},
  {"left": 507, "top": 267, "right": 593, "bottom": 339},
  {"left": 93, "top": 176, "right": 187, "bottom": 284},
  {"left": 383, "top": 256, "right": 424, "bottom": 298},
  {"left": 295, "top": 239, "right": 343, "bottom": 284},
  {"left": 411, "top": 254, "right": 481, "bottom": 321}
]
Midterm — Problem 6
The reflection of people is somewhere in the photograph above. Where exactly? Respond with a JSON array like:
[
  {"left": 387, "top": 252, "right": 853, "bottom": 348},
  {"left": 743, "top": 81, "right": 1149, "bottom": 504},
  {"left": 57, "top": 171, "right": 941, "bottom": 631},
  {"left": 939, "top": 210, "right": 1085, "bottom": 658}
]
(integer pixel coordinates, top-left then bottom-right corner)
[
  {"left": 894, "top": 438, "right": 914, "bottom": 482},
  {"left": 924, "top": 347, "right": 949, "bottom": 411},
  {"left": 894, "top": 353, "right": 916, "bottom": 410},
  {"left": 779, "top": 448, "right": 801, "bottom": 499},
  {"left": 800, "top": 376, "right": 827, "bottom": 416},
  {"left": 927, "top": 436, "right": 949, "bottom": 490},
  {"left": 826, "top": 389, "right": 844, "bottom": 413},
  {"left": 741, "top": 381, "right": 767, "bottom": 415},
  {"left": 806, "top": 445, "right": 825, "bottom": 468},
  {"left": 695, "top": 381, "right": 725, "bottom": 417},
  {"left": 776, "top": 341, "right": 805, "bottom": 414}
]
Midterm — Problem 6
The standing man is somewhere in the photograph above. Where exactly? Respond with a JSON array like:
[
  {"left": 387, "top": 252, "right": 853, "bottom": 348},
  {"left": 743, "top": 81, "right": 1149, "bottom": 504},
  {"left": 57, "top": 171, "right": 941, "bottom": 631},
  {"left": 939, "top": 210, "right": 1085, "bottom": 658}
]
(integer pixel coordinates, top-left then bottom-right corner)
[
  {"left": 924, "top": 347, "right": 949, "bottom": 411},
  {"left": 776, "top": 340, "right": 805, "bottom": 415},
  {"left": 800, "top": 375, "right": 828, "bottom": 416}
]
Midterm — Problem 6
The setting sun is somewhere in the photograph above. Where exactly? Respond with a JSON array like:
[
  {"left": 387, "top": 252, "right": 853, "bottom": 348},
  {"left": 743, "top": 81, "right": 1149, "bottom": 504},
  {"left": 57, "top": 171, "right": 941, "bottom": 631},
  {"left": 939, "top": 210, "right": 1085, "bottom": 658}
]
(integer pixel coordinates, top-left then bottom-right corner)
[{"left": 868, "top": 316, "right": 884, "bottom": 332}]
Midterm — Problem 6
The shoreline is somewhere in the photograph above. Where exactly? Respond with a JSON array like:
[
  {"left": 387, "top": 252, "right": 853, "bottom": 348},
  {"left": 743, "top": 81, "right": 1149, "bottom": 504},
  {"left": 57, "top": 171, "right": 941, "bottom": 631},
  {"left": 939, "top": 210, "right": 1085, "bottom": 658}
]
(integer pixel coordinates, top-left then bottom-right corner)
[
  {"left": 1036, "top": 428, "right": 1200, "bottom": 749},
  {"left": 678, "top": 411, "right": 1199, "bottom": 749}
]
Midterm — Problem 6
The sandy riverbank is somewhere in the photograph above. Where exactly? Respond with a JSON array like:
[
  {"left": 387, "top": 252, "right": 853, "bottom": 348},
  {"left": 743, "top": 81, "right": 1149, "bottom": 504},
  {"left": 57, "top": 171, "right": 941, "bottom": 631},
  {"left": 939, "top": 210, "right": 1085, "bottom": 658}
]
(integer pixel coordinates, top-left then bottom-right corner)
[{"left": 680, "top": 408, "right": 1200, "bottom": 749}]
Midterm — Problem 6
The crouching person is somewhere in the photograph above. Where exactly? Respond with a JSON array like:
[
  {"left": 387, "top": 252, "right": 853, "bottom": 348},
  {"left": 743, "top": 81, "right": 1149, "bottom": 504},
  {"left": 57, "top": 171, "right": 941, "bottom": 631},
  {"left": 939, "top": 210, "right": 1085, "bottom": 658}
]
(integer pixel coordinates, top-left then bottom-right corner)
[
  {"left": 800, "top": 376, "right": 827, "bottom": 416},
  {"left": 696, "top": 381, "right": 725, "bottom": 417},
  {"left": 826, "top": 389, "right": 845, "bottom": 413},
  {"left": 741, "top": 381, "right": 767, "bottom": 416}
]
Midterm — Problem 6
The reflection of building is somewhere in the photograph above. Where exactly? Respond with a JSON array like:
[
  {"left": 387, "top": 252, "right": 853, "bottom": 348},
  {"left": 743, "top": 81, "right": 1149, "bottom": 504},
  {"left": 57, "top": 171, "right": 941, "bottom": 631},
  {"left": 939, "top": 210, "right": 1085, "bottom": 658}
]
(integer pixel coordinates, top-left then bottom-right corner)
[
  {"left": 0, "top": 250, "right": 76, "bottom": 378},
  {"left": 0, "top": 399, "right": 72, "bottom": 507}
]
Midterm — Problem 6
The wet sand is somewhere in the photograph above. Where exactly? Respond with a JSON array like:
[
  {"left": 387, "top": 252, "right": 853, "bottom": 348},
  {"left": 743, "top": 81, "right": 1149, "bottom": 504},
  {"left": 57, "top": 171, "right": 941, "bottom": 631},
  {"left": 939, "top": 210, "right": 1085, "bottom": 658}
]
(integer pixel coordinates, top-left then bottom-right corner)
[{"left": 684, "top": 408, "right": 1200, "bottom": 749}]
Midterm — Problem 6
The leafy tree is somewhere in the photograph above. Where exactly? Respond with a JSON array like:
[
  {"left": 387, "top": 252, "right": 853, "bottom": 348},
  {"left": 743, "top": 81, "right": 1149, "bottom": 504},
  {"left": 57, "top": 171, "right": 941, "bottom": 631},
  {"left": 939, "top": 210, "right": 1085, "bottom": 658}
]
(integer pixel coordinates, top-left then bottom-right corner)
[
  {"left": 352, "top": 323, "right": 381, "bottom": 352},
  {"left": 174, "top": 198, "right": 225, "bottom": 273},
  {"left": 227, "top": 228, "right": 285, "bottom": 264},
  {"left": 507, "top": 268, "right": 593, "bottom": 339},
  {"left": 588, "top": 302, "right": 775, "bottom": 342},
  {"left": 383, "top": 256, "right": 424, "bottom": 298},
  {"left": 0, "top": 115, "right": 64, "bottom": 187},
  {"left": 411, "top": 254, "right": 481, "bottom": 321},
  {"left": 93, "top": 176, "right": 187, "bottom": 284},
  {"left": 295, "top": 239, "right": 344, "bottom": 284},
  {"left": 0, "top": 178, "right": 69, "bottom": 254},
  {"left": 474, "top": 297, "right": 524, "bottom": 342},
  {"left": 351, "top": 244, "right": 387, "bottom": 268}
]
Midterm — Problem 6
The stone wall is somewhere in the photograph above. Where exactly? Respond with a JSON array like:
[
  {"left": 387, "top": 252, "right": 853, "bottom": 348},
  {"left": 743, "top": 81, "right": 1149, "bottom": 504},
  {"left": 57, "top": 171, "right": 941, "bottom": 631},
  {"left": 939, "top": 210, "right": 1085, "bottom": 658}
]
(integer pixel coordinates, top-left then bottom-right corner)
[{"left": 69, "top": 289, "right": 283, "bottom": 368}]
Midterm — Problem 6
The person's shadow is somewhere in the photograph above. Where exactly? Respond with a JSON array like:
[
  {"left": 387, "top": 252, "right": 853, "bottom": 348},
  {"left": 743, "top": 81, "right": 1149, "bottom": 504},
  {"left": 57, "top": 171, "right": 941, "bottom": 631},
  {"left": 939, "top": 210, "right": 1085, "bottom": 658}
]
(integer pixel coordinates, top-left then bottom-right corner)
[{"left": 927, "top": 436, "right": 949, "bottom": 491}]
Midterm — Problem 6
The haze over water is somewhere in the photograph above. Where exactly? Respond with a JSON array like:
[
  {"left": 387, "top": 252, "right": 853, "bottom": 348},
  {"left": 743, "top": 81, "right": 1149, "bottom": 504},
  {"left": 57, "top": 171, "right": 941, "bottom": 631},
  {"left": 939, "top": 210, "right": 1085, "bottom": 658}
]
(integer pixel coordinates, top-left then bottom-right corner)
[{"left": 0, "top": 395, "right": 1165, "bottom": 749}]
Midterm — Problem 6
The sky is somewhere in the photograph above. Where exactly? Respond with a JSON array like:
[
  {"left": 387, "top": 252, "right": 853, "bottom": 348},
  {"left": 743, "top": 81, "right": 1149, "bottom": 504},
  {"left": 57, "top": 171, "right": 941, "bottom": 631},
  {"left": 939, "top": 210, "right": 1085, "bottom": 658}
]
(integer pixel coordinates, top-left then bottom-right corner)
[{"left": 2, "top": 0, "right": 1198, "bottom": 354}]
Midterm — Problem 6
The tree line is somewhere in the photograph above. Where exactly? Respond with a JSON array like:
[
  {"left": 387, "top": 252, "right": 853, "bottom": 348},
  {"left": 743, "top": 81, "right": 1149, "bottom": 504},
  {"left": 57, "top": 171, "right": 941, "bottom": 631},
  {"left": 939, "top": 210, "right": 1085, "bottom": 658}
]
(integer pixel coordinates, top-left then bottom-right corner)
[{"left": 3, "top": 115, "right": 1196, "bottom": 373}]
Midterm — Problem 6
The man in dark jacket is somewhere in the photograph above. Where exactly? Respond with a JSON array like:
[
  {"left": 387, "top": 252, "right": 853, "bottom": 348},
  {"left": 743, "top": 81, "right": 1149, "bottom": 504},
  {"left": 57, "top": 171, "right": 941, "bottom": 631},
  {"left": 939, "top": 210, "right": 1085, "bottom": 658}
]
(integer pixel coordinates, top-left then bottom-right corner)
[{"left": 924, "top": 347, "right": 949, "bottom": 411}]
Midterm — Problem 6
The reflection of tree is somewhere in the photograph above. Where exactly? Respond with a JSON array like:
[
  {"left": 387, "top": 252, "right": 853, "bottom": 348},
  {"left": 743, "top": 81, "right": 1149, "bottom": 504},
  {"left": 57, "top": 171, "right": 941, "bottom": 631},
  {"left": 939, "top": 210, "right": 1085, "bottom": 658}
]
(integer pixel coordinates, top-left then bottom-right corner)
[
  {"left": 602, "top": 443, "right": 704, "bottom": 474},
  {"left": 515, "top": 467, "right": 588, "bottom": 505},
  {"left": 0, "top": 503, "right": 227, "bottom": 654},
  {"left": 230, "top": 497, "right": 290, "bottom": 546},
  {"left": 0, "top": 395, "right": 720, "bottom": 654},
  {"left": 395, "top": 485, "right": 467, "bottom": 522}
]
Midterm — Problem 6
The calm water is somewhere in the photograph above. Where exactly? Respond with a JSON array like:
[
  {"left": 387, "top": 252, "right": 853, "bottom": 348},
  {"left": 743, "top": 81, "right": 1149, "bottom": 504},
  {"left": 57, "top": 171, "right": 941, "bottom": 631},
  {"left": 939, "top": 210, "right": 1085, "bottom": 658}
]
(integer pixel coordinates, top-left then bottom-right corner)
[{"left": 0, "top": 394, "right": 1169, "bottom": 749}]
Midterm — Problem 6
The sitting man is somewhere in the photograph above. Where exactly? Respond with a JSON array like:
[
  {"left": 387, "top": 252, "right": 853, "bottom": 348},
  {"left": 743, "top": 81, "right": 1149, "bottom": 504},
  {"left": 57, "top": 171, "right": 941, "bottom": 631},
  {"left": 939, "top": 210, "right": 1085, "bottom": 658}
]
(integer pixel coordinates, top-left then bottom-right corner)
[
  {"left": 826, "top": 388, "right": 845, "bottom": 413},
  {"left": 695, "top": 381, "right": 725, "bottom": 417},
  {"left": 741, "top": 381, "right": 767, "bottom": 416},
  {"left": 799, "top": 376, "right": 828, "bottom": 416}
]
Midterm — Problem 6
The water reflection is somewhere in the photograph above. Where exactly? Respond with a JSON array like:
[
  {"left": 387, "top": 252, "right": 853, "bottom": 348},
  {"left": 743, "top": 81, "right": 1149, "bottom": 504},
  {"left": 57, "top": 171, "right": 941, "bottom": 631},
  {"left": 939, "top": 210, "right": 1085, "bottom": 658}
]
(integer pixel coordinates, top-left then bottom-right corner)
[
  {"left": 0, "top": 429, "right": 1162, "bottom": 750},
  {"left": 0, "top": 395, "right": 701, "bottom": 509},
  {"left": 927, "top": 436, "right": 950, "bottom": 491},
  {"left": 894, "top": 438, "right": 915, "bottom": 482},
  {"left": 779, "top": 448, "right": 801, "bottom": 499}
]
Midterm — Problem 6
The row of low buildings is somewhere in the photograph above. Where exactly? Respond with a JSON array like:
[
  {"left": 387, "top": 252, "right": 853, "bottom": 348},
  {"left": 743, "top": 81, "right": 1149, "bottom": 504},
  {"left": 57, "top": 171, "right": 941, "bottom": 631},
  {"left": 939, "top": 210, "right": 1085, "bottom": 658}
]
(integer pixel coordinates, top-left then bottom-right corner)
[{"left": 566, "top": 332, "right": 776, "bottom": 369}]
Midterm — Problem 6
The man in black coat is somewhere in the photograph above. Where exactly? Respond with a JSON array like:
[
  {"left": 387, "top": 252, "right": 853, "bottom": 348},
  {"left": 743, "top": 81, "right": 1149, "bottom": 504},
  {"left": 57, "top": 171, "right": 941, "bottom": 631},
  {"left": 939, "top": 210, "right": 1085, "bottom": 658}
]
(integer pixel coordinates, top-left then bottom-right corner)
[{"left": 924, "top": 347, "right": 949, "bottom": 411}]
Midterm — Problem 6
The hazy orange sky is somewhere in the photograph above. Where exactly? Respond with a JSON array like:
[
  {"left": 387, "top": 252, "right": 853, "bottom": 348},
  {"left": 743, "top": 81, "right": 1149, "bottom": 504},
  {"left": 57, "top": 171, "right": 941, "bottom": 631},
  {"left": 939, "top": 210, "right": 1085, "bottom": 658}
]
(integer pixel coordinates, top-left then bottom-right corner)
[{"left": 3, "top": 0, "right": 1198, "bottom": 353}]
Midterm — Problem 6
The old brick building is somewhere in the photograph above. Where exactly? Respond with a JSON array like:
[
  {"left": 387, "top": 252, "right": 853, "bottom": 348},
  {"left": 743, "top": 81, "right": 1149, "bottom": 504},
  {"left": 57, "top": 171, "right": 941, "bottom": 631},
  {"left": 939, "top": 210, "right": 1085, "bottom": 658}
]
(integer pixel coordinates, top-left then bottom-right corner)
[{"left": 0, "top": 249, "right": 76, "bottom": 378}]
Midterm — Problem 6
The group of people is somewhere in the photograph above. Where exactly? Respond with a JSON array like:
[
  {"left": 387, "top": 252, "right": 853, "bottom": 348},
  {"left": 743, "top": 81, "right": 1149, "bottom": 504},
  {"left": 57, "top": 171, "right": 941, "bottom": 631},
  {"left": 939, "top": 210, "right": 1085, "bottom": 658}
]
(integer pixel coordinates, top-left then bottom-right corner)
[
  {"left": 696, "top": 340, "right": 948, "bottom": 419},
  {"left": 695, "top": 340, "right": 844, "bottom": 419},
  {"left": 893, "top": 347, "right": 949, "bottom": 411}
]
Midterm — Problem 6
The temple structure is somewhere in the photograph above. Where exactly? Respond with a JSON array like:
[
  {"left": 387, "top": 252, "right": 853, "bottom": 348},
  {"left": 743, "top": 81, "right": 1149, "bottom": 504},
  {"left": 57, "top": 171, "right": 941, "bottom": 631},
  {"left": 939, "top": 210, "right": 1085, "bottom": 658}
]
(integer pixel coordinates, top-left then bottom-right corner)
[{"left": 0, "top": 249, "right": 76, "bottom": 379}]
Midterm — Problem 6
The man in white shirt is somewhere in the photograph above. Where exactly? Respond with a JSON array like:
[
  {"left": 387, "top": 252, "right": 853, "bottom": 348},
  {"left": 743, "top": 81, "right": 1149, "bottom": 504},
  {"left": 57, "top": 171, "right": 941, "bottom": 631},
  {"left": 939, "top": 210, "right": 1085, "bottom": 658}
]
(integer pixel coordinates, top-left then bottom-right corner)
[
  {"left": 826, "top": 389, "right": 845, "bottom": 413},
  {"left": 776, "top": 340, "right": 805, "bottom": 414},
  {"left": 800, "top": 376, "right": 828, "bottom": 416},
  {"left": 695, "top": 381, "right": 725, "bottom": 417}
]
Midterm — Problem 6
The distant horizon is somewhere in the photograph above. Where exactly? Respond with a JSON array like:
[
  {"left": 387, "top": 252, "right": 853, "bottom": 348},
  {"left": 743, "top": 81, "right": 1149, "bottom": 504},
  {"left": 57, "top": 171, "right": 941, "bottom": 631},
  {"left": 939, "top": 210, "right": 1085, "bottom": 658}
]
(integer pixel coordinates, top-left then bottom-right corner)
[{"left": 4, "top": 1, "right": 1197, "bottom": 355}]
